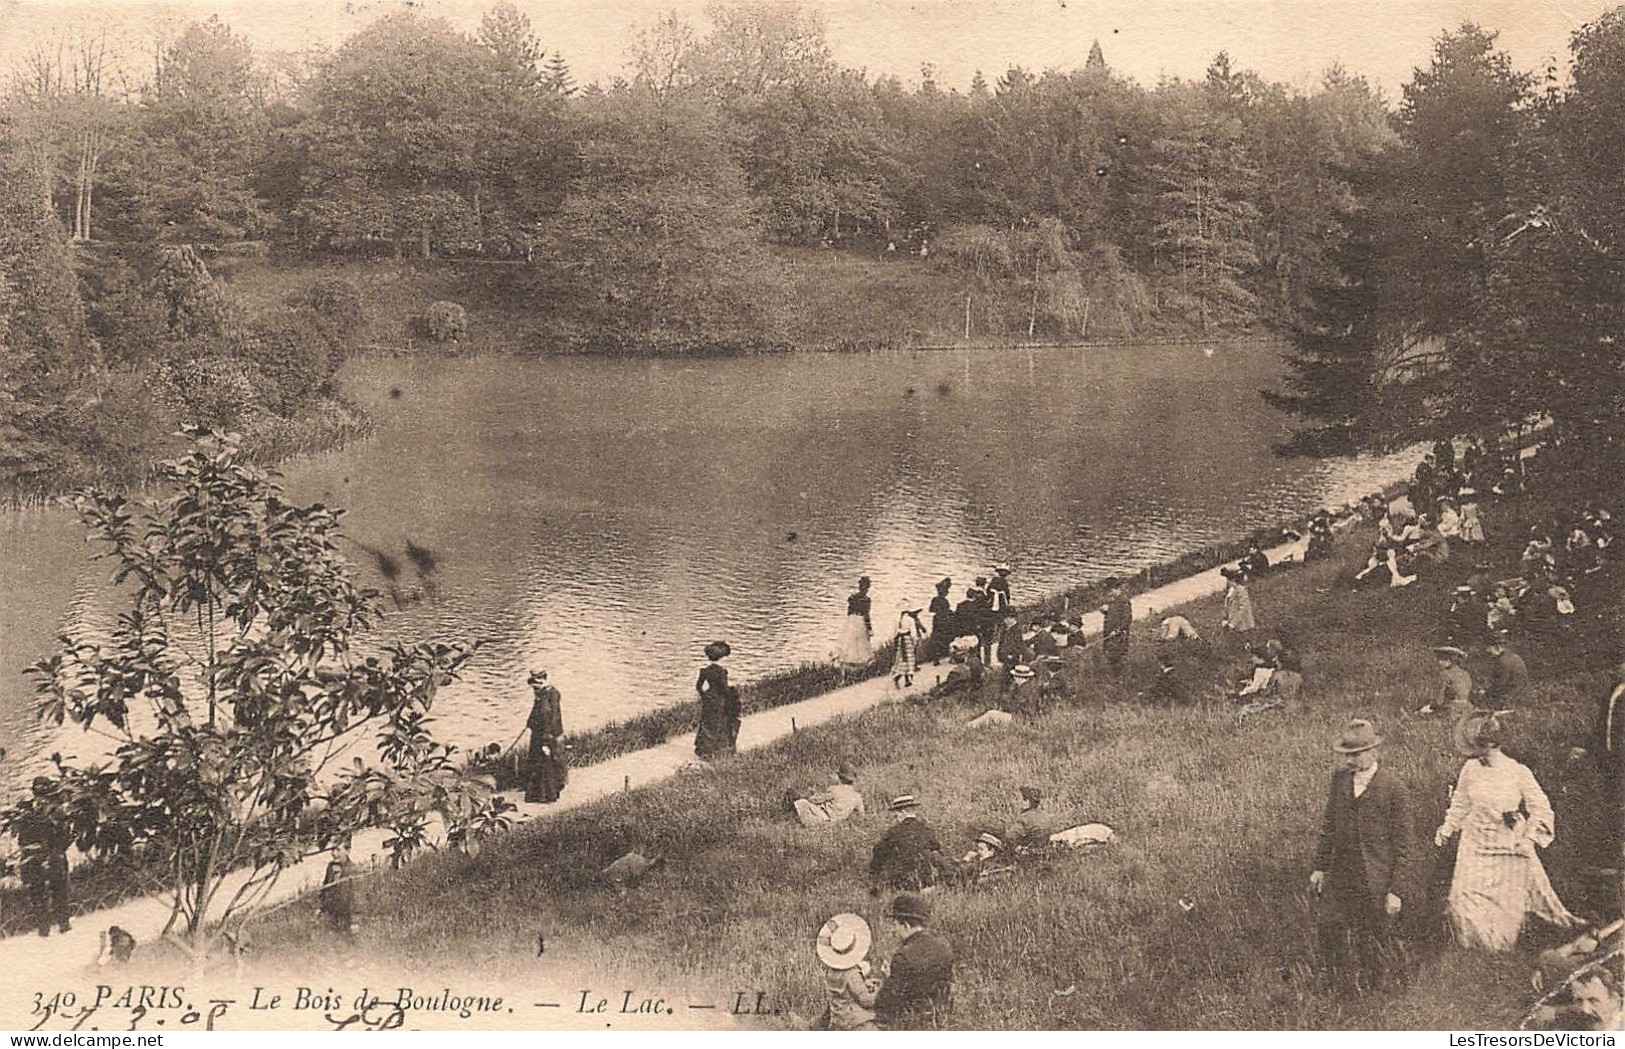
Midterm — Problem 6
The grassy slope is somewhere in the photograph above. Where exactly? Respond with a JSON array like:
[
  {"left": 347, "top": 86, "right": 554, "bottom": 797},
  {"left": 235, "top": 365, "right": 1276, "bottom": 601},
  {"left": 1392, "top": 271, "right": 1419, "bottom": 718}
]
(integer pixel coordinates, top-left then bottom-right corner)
[
  {"left": 214, "top": 247, "right": 1163, "bottom": 358},
  {"left": 247, "top": 499, "right": 1621, "bottom": 1030}
]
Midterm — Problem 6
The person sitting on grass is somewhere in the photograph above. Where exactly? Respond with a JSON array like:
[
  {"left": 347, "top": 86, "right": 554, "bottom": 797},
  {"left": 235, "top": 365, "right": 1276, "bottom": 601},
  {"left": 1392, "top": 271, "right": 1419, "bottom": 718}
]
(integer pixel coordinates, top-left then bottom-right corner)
[
  {"left": 950, "top": 831, "right": 1016, "bottom": 886},
  {"left": 1418, "top": 646, "right": 1473, "bottom": 715},
  {"left": 1004, "top": 664, "right": 1040, "bottom": 715},
  {"left": 792, "top": 762, "right": 867, "bottom": 827},
  {"left": 1239, "top": 541, "right": 1272, "bottom": 580},
  {"left": 1411, "top": 513, "right": 1450, "bottom": 567},
  {"left": 931, "top": 637, "right": 985, "bottom": 700},
  {"left": 1483, "top": 634, "right": 1531, "bottom": 709},
  {"left": 1037, "top": 655, "right": 1071, "bottom": 707},
  {"left": 869, "top": 795, "right": 946, "bottom": 892},
  {"left": 815, "top": 913, "right": 881, "bottom": 1031},
  {"left": 874, "top": 893, "right": 954, "bottom": 1030},
  {"left": 1005, "top": 786, "right": 1053, "bottom": 848}
]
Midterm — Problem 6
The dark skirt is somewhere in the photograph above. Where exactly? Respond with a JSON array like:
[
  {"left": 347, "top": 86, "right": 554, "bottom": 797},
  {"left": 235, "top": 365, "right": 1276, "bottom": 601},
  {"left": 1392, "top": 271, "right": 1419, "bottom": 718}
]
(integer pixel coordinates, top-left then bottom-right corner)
[
  {"left": 526, "top": 734, "right": 567, "bottom": 803},
  {"left": 696, "top": 700, "right": 736, "bottom": 758}
]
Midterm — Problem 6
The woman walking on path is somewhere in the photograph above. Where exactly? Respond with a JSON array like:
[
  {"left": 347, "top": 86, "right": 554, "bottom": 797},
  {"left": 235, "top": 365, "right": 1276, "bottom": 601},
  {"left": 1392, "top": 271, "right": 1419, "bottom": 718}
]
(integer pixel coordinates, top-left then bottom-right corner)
[
  {"left": 694, "top": 641, "right": 740, "bottom": 758},
  {"left": 924, "top": 578, "right": 955, "bottom": 663},
  {"left": 524, "top": 670, "right": 567, "bottom": 804},
  {"left": 835, "top": 577, "right": 875, "bottom": 666},
  {"left": 891, "top": 603, "right": 926, "bottom": 688},
  {"left": 1433, "top": 710, "right": 1582, "bottom": 952}
]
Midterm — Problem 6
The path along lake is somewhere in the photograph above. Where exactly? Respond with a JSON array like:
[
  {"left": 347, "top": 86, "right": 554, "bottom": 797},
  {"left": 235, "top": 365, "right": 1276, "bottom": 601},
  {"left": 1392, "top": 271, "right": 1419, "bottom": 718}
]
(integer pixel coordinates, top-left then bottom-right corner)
[{"left": 0, "top": 343, "right": 1416, "bottom": 783}]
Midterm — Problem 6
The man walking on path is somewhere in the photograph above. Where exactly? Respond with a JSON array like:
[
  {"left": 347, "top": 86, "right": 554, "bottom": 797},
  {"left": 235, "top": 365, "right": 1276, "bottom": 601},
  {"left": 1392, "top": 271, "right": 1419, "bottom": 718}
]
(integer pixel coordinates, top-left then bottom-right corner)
[
  {"left": 16, "top": 776, "right": 72, "bottom": 937},
  {"left": 874, "top": 892, "right": 954, "bottom": 1029},
  {"left": 319, "top": 841, "right": 358, "bottom": 936},
  {"left": 1309, "top": 719, "right": 1412, "bottom": 992}
]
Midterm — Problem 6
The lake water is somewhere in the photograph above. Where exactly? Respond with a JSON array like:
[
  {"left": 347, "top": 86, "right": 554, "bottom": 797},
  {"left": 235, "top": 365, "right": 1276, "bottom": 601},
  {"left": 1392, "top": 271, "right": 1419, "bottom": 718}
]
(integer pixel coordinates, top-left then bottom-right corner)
[{"left": 0, "top": 343, "right": 1415, "bottom": 783}]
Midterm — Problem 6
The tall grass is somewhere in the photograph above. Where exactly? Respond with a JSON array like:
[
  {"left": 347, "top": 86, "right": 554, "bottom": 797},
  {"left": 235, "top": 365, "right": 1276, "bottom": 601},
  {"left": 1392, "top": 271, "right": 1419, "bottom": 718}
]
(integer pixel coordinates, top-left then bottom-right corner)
[{"left": 244, "top": 505, "right": 1620, "bottom": 1029}]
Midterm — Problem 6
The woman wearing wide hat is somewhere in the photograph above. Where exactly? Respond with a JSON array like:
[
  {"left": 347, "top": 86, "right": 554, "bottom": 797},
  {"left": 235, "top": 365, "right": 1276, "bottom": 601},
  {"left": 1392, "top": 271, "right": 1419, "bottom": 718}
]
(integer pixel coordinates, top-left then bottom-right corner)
[
  {"left": 815, "top": 913, "right": 880, "bottom": 1030},
  {"left": 694, "top": 641, "right": 740, "bottom": 758},
  {"left": 1433, "top": 710, "right": 1582, "bottom": 952},
  {"left": 834, "top": 577, "right": 875, "bottom": 666},
  {"left": 523, "top": 670, "right": 567, "bottom": 803}
]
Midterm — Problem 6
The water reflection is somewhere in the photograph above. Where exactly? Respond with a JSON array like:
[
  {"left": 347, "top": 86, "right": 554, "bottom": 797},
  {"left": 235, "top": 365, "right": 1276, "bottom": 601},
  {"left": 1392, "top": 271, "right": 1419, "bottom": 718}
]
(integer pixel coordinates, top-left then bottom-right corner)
[{"left": 0, "top": 344, "right": 1416, "bottom": 779}]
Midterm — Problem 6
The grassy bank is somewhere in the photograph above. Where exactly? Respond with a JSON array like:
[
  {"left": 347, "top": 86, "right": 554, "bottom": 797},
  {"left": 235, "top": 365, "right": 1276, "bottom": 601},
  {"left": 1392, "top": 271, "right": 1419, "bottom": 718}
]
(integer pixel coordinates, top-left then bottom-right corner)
[
  {"left": 244, "top": 490, "right": 1622, "bottom": 1029},
  {"left": 215, "top": 247, "right": 1216, "bottom": 359}
]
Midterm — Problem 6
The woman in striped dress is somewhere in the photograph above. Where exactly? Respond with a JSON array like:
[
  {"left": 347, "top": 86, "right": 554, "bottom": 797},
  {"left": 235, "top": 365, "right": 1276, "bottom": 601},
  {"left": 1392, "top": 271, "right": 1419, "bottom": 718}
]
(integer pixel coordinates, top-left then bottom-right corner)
[
  {"left": 890, "top": 603, "right": 925, "bottom": 688},
  {"left": 1433, "top": 711, "right": 1582, "bottom": 952}
]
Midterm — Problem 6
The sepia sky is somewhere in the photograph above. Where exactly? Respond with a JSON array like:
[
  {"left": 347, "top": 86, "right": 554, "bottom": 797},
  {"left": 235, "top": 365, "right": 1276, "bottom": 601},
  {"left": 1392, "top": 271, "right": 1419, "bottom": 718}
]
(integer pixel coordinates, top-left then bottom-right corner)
[{"left": 0, "top": 0, "right": 1613, "bottom": 98}]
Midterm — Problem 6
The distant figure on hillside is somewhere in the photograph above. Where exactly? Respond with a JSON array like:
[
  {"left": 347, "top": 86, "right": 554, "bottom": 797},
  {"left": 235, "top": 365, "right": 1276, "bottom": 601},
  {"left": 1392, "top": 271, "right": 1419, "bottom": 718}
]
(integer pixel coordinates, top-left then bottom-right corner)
[
  {"left": 835, "top": 577, "right": 875, "bottom": 666},
  {"left": 869, "top": 795, "right": 945, "bottom": 892},
  {"left": 1239, "top": 542, "right": 1272, "bottom": 579},
  {"left": 1309, "top": 719, "right": 1411, "bottom": 992},
  {"left": 1220, "top": 567, "right": 1256, "bottom": 650},
  {"left": 1459, "top": 489, "right": 1487, "bottom": 544},
  {"left": 1424, "top": 647, "right": 1473, "bottom": 715},
  {"left": 874, "top": 893, "right": 954, "bottom": 1029},
  {"left": 1305, "top": 510, "right": 1336, "bottom": 563},
  {"left": 793, "top": 762, "right": 867, "bottom": 827},
  {"left": 1434, "top": 711, "right": 1582, "bottom": 952},
  {"left": 1100, "top": 579, "right": 1133, "bottom": 675},
  {"left": 319, "top": 842, "right": 358, "bottom": 936},
  {"left": 1158, "top": 614, "right": 1203, "bottom": 645},
  {"left": 694, "top": 641, "right": 740, "bottom": 758},
  {"left": 524, "top": 669, "right": 567, "bottom": 804},
  {"left": 1483, "top": 636, "right": 1531, "bottom": 708},
  {"left": 1005, "top": 786, "right": 1052, "bottom": 848}
]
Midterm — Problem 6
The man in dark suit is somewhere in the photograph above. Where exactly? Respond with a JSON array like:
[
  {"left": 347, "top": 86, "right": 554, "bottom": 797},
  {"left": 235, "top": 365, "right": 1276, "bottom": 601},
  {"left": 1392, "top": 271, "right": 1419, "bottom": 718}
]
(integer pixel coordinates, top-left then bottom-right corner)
[
  {"left": 1100, "top": 579, "right": 1133, "bottom": 675},
  {"left": 1309, "top": 718, "right": 1412, "bottom": 992},
  {"left": 869, "top": 795, "right": 945, "bottom": 892},
  {"left": 875, "top": 893, "right": 953, "bottom": 1029}
]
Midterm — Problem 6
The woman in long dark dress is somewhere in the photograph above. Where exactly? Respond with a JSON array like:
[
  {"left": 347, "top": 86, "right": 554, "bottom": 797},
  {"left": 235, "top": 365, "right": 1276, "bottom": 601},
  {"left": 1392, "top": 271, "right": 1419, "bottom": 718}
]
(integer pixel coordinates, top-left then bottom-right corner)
[
  {"left": 923, "top": 578, "right": 955, "bottom": 663},
  {"left": 524, "top": 670, "right": 566, "bottom": 803},
  {"left": 695, "top": 641, "right": 740, "bottom": 758}
]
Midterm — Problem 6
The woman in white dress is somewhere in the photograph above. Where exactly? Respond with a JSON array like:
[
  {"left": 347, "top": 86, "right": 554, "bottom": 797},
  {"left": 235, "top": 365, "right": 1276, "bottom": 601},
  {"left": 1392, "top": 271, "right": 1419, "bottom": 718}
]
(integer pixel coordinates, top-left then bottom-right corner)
[
  {"left": 833, "top": 576, "right": 874, "bottom": 666},
  {"left": 1433, "top": 710, "right": 1582, "bottom": 952}
]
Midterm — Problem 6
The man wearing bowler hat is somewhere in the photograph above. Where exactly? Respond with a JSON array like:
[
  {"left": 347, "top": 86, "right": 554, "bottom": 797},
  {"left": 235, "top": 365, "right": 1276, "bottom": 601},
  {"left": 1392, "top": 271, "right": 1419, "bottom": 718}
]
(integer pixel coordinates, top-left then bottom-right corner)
[
  {"left": 1309, "top": 718, "right": 1413, "bottom": 991},
  {"left": 874, "top": 892, "right": 954, "bottom": 1029},
  {"left": 17, "top": 776, "right": 73, "bottom": 937}
]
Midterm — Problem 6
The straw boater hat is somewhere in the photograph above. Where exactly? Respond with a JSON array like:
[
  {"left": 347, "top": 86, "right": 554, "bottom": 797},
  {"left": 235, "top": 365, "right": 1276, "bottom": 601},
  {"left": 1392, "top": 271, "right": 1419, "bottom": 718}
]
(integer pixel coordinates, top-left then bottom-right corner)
[
  {"left": 1331, "top": 718, "right": 1383, "bottom": 753},
  {"left": 1433, "top": 645, "right": 1467, "bottom": 661},
  {"left": 815, "top": 913, "right": 872, "bottom": 970},
  {"left": 975, "top": 831, "right": 1005, "bottom": 851},
  {"left": 1010, "top": 664, "right": 1036, "bottom": 682},
  {"left": 888, "top": 794, "right": 920, "bottom": 812},
  {"left": 1454, "top": 709, "right": 1508, "bottom": 757}
]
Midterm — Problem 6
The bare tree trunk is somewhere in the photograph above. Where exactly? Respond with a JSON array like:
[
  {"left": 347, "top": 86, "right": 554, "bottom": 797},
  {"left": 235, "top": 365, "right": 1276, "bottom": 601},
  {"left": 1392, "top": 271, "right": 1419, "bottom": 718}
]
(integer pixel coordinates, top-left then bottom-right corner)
[{"left": 420, "top": 223, "right": 431, "bottom": 260}]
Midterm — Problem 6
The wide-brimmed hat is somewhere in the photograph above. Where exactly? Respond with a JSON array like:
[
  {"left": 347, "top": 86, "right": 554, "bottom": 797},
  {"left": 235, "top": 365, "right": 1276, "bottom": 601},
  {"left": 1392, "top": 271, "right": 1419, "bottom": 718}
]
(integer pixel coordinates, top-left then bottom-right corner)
[
  {"left": 704, "top": 640, "right": 732, "bottom": 661},
  {"left": 1331, "top": 718, "right": 1383, "bottom": 753},
  {"left": 1019, "top": 785, "right": 1043, "bottom": 803},
  {"left": 1010, "top": 664, "right": 1036, "bottom": 682},
  {"left": 1454, "top": 709, "right": 1507, "bottom": 756},
  {"left": 1433, "top": 645, "right": 1467, "bottom": 661},
  {"left": 886, "top": 892, "right": 933, "bottom": 923},
  {"left": 31, "top": 776, "right": 60, "bottom": 797},
  {"left": 888, "top": 794, "right": 920, "bottom": 811},
  {"left": 975, "top": 831, "right": 1004, "bottom": 851},
  {"left": 815, "top": 913, "right": 872, "bottom": 970}
]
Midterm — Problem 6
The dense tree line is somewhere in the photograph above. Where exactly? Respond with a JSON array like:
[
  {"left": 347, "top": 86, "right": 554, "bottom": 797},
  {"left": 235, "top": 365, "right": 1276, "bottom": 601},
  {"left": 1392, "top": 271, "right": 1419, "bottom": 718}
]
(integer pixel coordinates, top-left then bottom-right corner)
[
  {"left": 1270, "top": 14, "right": 1625, "bottom": 474},
  {"left": 2, "top": 3, "right": 1621, "bottom": 482}
]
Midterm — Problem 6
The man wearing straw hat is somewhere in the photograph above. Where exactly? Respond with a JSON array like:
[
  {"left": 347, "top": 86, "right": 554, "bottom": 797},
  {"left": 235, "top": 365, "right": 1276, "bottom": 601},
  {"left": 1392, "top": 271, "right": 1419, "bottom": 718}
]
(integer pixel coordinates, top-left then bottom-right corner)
[
  {"left": 874, "top": 892, "right": 954, "bottom": 1029},
  {"left": 1309, "top": 718, "right": 1413, "bottom": 991},
  {"left": 869, "top": 795, "right": 945, "bottom": 892}
]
